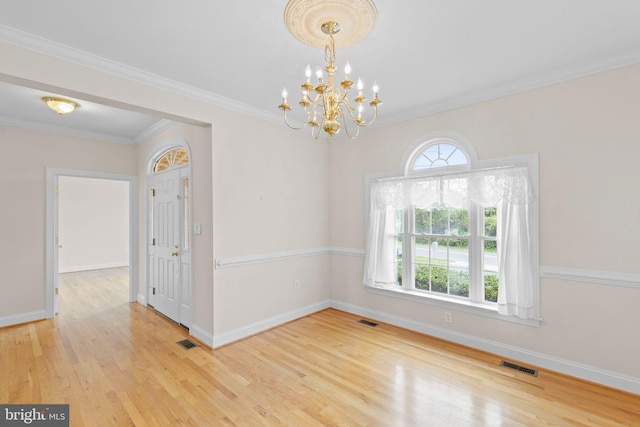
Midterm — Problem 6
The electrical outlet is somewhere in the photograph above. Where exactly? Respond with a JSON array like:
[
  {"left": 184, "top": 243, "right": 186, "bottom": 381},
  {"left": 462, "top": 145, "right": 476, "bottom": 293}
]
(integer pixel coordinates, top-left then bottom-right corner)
[
  {"left": 294, "top": 279, "right": 300, "bottom": 289},
  {"left": 444, "top": 311, "right": 452, "bottom": 323}
]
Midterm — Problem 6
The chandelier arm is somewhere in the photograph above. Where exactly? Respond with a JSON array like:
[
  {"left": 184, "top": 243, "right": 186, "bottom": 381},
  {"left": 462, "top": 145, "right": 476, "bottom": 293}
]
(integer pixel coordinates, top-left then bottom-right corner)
[
  {"left": 282, "top": 110, "right": 307, "bottom": 131},
  {"left": 311, "top": 121, "right": 321, "bottom": 139},
  {"left": 339, "top": 108, "right": 361, "bottom": 139},
  {"left": 349, "top": 103, "right": 380, "bottom": 128},
  {"left": 339, "top": 97, "right": 361, "bottom": 122},
  {"left": 358, "top": 105, "right": 379, "bottom": 127}
]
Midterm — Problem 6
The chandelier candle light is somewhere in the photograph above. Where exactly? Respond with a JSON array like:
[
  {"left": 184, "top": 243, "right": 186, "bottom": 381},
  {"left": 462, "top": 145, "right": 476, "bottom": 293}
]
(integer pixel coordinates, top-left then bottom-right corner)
[{"left": 279, "top": 18, "right": 381, "bottom": 139}]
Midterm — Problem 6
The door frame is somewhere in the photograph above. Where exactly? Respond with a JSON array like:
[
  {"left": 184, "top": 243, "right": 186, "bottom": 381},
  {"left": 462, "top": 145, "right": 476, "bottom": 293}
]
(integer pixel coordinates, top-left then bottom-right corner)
[
  {"left": 45, "top": 168, "right": 138, "bottom": 318},
  {"left": 145, "top": 139, "right": 193, "bottom": 328}
]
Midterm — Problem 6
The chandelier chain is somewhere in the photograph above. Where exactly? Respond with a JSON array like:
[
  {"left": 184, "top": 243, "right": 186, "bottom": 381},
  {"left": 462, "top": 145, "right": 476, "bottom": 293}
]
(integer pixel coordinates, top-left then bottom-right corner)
[{"left": 325, "top": 29, "right": 336, "bottom": 67}]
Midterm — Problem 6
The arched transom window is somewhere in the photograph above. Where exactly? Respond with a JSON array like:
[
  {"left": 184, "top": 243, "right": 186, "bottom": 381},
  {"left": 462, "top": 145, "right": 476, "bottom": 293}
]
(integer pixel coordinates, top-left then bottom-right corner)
[
  {"left": 153, "top": 147, "right": 189, "bottom": 173},
  {"left": 411, "top": 142, "right": 469, "bottom": 171}
]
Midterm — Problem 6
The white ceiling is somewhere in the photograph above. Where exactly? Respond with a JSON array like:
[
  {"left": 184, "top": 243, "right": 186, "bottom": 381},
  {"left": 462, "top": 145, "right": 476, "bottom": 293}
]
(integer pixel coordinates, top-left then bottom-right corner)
[{"left": 1, "top": 0, "right": 640, "bottom": 142}]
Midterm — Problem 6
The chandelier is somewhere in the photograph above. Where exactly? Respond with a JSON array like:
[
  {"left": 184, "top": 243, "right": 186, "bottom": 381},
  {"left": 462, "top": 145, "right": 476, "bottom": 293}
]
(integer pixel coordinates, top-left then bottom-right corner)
[{"left": 279, "top": 0, "right": 381, "bottom": 139}]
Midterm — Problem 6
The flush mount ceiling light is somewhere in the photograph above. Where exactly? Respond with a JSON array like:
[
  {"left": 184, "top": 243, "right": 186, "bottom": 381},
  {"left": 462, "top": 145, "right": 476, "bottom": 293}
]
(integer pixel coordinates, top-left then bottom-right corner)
[
  {"left": 42, "top": 96, "right": 79, "bottom": 115},
  {"left": 279, "top": 0, "right": 381, "bottom": 139}
]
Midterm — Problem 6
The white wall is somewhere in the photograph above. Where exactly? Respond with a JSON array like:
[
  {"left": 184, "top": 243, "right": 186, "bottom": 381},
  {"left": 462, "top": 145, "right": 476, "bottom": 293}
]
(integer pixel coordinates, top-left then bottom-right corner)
[
  {"left": 328, "top": 63, "right": 640, "bottom": 392},
  {"left": 58, "top": 176, "right": 129, "bottom": 272},
  {"left": 0, "top": 125, "right": 137, "bottom": 321}
]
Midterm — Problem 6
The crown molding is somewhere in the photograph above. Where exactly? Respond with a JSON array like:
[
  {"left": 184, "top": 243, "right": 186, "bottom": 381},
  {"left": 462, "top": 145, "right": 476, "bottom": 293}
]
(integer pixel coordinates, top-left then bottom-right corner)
[
  {"left": 134, "top": 119, "right": 176, "bottom": 143},
  {"left": 0, "top": 115, "right": 140, "bottom": 144},
  {"left": 0, "top": 24, "right": 279, "bottom": 124},
  {"left": 2, "top": 24, "right": 640, "bottom": 133},
  {"left": 376, "top": 47, "right": 640, "bottom": 128}
]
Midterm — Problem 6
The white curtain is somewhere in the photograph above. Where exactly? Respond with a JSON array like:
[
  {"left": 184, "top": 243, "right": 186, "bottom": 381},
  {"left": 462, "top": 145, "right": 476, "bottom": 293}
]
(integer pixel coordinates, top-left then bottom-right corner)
[
  {"left": 363, "top": 166, "right": 535, "bottom": 318},
  {"left": 363, "top": 205, "right": 397, "bottom": 288},
  {"left": 496, "top": 199, "right": 534, "bottom": 318}
]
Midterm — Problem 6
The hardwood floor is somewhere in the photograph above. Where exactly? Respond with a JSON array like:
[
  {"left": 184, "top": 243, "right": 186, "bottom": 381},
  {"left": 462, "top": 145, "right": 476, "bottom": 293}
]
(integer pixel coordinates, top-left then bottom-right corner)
[{"left": 2, "top": 268, "right": 639, "bottom": 426}]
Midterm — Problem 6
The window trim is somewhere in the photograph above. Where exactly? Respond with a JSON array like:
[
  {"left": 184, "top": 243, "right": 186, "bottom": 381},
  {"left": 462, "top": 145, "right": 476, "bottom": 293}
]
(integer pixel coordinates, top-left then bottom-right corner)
[{"left": 365, "top": 133, "right": 540, "bottom": 326}]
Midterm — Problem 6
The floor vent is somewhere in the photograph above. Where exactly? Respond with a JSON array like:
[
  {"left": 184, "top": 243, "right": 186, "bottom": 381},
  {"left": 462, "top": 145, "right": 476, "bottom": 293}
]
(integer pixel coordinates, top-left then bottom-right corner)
[
  {"left": 358, "top": 319, "right": 379, "bottom": 327},
  {"left": 177, "top": 339, "right": 197, "bottom": 350},
  {"left": 500, "top": 360, "right": 538, "bottom": 377}
]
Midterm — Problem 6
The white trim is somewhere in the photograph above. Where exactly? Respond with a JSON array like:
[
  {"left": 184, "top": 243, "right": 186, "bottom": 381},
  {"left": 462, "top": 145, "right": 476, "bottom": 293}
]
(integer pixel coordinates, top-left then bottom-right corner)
[
  {"left": 0, "top": 115, "right": 142, "bottom": 145},
  {"left": 0, "top": 311, "right": 46, "bottom": 328},
  {"left": 46, "top": 168, "right": 138, "bottom": 318},
  {"left": 134, "top": 119, "right": 175, "bottom": 144},
  {"left": 330, "top": 301, "right": 640, "bottom": 396},
  {"left": 329, "top": 247, "right": 365, "bottom": 257},
  {"left": 364, "top": 285, "right": 541, "bottom": 327},
  {"left": 214, "top": 246, "right": 363, "bottom": 269},
  {"left": 211, "top": 301, "right": 331, "bottom": 348},
  {"left": 137, "top": 293, "right": 147, "bottom": 307},
  {"left": 59, "top": 262, "right": 129, "bottom": 274},
  {"left": 540, "top": 265, "right": 640, "bottom": 289},
  {"left": 190, "top": 323, "right": 215, "bottom": 348},
  {"left": 215, "top": 247, "right": 331, "bottom": 269}
]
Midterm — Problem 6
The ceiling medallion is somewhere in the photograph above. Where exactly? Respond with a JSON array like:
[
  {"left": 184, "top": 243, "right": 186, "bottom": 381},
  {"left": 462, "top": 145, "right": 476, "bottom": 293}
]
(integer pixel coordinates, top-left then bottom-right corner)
[{"left": 284, "top": 0, "right": 377, "bottom": 49}]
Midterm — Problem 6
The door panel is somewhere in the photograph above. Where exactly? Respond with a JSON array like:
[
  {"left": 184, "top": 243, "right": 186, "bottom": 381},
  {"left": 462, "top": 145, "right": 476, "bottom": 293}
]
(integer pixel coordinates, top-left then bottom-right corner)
[{"left": 151, "top": 169, "right": 181, "bottom": 323}]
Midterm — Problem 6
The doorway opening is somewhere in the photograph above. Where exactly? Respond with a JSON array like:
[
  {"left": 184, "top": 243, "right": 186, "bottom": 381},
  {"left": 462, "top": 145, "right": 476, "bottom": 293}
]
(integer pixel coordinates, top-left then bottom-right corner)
[
  {"left": 45, "top": 169, "right": 138, "bottom": 318},
  {"left": 57, "top": 176, "right": 130, "bottom": 312}
]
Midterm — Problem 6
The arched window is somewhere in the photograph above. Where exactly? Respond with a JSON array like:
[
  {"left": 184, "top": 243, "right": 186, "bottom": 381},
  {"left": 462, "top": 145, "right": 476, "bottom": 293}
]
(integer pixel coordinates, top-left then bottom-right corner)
[
  {"left": 411, "top": 142, "right": 469, "bottom": 171},
  {"left": 365, "top": 133, "right": 539, "bottom": 325},
  {"left": 153, "top": 147, "right": 189, "bottom": 173}
]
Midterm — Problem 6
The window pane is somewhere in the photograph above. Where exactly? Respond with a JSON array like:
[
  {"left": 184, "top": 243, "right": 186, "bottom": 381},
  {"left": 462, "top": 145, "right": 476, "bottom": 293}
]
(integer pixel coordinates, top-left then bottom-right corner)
[
  {"left": 154, "top": 148, "right": 189, "bottom": 173},
  {"left": 150, "top": 187, "right": 155, "bottom": 245},
  {"left": 413, "top": 238, "right": 469, "bottom": 297},
  {"left": 484, "top": 207, "right": 497, "bottom": 237},
  {"left": 412, "top": 143, "right": 469, "bottom": 170},
  {"left": 483, "top": 240, "right": 499, "bottom": 302},
  {"left": 396, "top": 235, "right": 403, "bottom": 286},
  {"left": 415, "top": 208, "right": 430, "bottom": 234},
  {"left": 395, "top": 209, "right": 404, "bottom": 234},
  {"left": 183, "top": 178, "right": 190, "bottom": 250},
  {"left": 431, "top": 208, "right": 448, "bottom": 234},
  {"left": 415, "top": 264, "right": 430, "bottom": 290},
  {"left": 415, "top": 207, "right": 468, "bottom": 236},
  {"left": 450, "top": 268, "right": 469, "bottom": 297},
  {"left": 450, "top": 208, "right": 468, "bottom": 236}
]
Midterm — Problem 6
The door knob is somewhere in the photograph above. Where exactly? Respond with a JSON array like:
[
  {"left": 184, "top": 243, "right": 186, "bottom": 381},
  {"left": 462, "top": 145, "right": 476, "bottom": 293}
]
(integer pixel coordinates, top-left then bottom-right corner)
[{"left": 171, "top": 251, "right": 179, "bottom": 257}]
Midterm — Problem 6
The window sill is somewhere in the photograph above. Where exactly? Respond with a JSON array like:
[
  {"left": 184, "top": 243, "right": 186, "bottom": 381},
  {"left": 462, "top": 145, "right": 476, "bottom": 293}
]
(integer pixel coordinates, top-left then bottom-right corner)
[{"left": 365, "top": 285, "right": 541, "bottom": 327}]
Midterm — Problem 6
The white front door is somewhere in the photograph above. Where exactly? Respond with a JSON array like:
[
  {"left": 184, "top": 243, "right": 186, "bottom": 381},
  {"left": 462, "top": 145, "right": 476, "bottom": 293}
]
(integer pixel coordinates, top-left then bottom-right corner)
[{"left": 150, "top": 169, "right": 181, "bottom": 323}]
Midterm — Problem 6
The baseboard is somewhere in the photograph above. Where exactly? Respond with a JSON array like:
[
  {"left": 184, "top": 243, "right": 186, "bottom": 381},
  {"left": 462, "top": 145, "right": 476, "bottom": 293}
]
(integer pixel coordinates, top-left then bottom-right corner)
[
  {"left": 136, "top": 293, "right": 147, "bottom": 307},
  {"left": 0, "top": 310, "right": 46, "bottom": 328},
  {"left": 190, "top": 323, "right": 214, "bottom": 348},
  {"left": 59, "top": 262, "right": 129, "bottom": 273},
  {"left": 330, "top": 300, "right": 640, "bottom": 396},
  {"left": 211, "top": 300, "right": 332, "bottom": 348}
]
